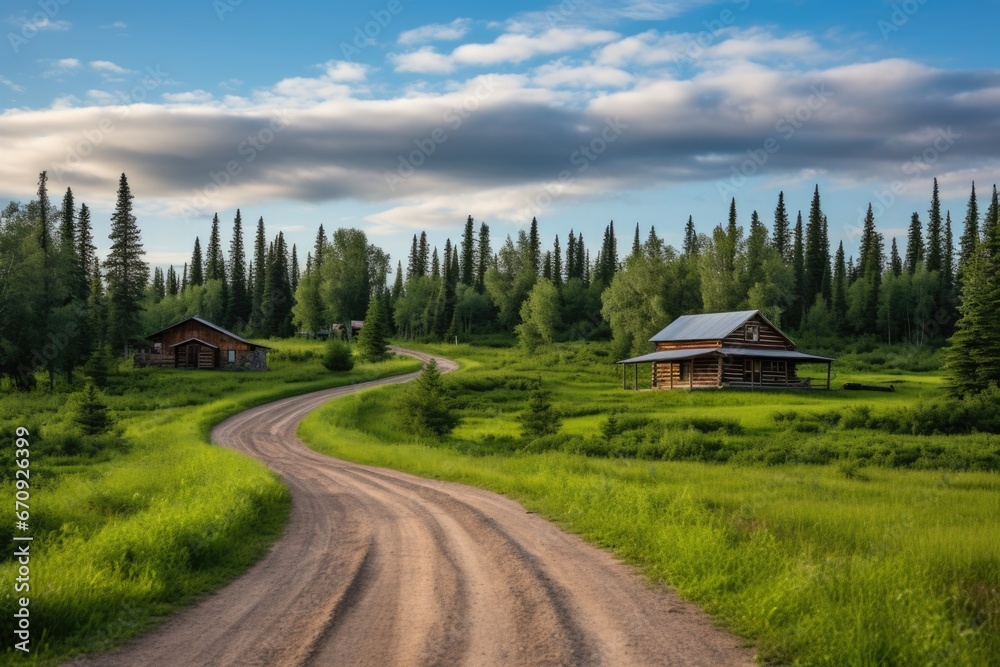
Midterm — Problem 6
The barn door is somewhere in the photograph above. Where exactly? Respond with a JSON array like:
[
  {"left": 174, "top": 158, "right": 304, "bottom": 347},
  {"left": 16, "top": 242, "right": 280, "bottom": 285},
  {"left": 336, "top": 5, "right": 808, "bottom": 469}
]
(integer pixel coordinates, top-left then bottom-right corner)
[
  {"left": 186, "top": 345, "right": 198, "bottom": 369},
  {"left": 753, "top": 361, "right": 762, "bottom": 384}
]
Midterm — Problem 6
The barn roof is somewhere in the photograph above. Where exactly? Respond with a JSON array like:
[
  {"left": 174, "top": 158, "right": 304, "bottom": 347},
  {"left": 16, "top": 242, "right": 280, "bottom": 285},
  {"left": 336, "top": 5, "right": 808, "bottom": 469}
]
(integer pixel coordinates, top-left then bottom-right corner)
[
  {"left": 648, "top": 310, "right": 759, "bottom": 342},
  {"left": 147, "top": 316, "right": 271, "bottom": 349},
  {"left": 169, "top": 337, "right": 219, "bottom": 350}
]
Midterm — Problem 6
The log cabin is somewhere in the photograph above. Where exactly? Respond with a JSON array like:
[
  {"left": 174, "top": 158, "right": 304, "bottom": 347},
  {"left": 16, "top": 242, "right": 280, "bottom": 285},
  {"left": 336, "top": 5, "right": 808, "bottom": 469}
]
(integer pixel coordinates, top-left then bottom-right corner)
[
  {"left": 134, "top": 316, "right": 271, "bottom": 370},
  {"left": 616, "top": 310, "right": 834, "bottom": 390}
]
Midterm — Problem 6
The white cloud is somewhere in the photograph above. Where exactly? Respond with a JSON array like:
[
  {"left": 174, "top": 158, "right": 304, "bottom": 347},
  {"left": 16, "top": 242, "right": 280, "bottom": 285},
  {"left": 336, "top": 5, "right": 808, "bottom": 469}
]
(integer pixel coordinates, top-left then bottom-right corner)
[
  {"left": 0, "top": 75, "right": 25, "bottom": 93},
  {"left": 41, "top": 57, "right": 82, "bottom": 77},
  {"left": 392, "top": 27, "right": 619, "bottom": 73},
  {"left": 610, "top": 0, "right": 718, "bottom": 20},
  {"left": 11, "top": 15, "right": 70, "bottom": 31},
  {"left": 101, "top": 21, "right": 127, "bottom": 29},
  {"left": 162, "top": 90, "right": 215, "bottom": 104},
  {"left": 533, "top": 61, "right": 633, "bottom": 88},
  {"left": 398, "top": 18, "right": 471, "bottom": 45},
  {"left": 90, "top": 60, "right": 130, "bottom": 75},
  {"left": 322, "top": 60, "right": 369, "bottom": 82},
  {"left": 390, "top": 46, "right": 457, "bottom": 74}
]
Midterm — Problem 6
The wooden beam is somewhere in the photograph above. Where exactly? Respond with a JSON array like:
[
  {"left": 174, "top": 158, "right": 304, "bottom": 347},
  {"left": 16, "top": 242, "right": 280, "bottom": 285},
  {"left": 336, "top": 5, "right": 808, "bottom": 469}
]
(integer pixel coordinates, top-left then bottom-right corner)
[{"left": 827, "top": 362, "right": 832, "bottom": 390}]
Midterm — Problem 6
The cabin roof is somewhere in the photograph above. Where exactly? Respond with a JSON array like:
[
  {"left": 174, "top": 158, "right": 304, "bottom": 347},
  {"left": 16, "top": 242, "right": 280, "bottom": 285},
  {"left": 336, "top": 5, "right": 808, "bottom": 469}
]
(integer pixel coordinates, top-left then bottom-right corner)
[
  {"left": 169, "top": 337, "right": 219, "bottom": 350},
  {"left": 147, "top": 316, "right": 271, "bottom": 349},
  {"left": 648, "top": 310, "right": 759, "bottom": 342},
  {"left": 616, "top": 347, "right": 834, "bottom": 365}
]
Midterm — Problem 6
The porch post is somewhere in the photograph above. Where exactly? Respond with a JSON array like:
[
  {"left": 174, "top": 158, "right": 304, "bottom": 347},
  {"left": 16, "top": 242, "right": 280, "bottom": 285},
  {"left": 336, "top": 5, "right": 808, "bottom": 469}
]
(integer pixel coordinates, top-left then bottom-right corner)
[
  {"left": 827, "top": 362, "right": 832, "bottom": 390},
  {"left": 690, "top": 360, "right": 694, "bottom": 390},
  {"left": 634, "top": 362, "right": 639, "bottom": 390},
  {"left": 670, "top": 363, "right": 673, "bottom": 389},
  {"left": 622, "top": 364, "right": 626, "bottom": 390}
]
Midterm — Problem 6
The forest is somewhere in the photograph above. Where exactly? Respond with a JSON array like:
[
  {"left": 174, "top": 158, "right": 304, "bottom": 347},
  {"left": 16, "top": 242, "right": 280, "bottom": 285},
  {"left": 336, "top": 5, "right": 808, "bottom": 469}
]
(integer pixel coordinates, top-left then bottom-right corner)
[{"left": 2, "top": 170, "right": 998, "bottom": 397}]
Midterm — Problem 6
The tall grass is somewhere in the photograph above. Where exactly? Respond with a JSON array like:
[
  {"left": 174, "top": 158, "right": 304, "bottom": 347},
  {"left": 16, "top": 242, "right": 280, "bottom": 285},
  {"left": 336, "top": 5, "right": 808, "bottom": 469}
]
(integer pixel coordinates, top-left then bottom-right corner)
[
  {"left": 0, "top": 342, "right": 421, "bottom": 665},
  {"left": 299, "top": 341, "right": 1000, "bottom": 666}
]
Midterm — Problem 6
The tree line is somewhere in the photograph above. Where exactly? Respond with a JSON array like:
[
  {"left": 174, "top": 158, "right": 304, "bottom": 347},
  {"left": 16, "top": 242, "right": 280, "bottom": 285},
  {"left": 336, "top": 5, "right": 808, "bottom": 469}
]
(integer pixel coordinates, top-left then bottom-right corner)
[{"left": 1, "top": 171, "right": 997, "bottom": 397}]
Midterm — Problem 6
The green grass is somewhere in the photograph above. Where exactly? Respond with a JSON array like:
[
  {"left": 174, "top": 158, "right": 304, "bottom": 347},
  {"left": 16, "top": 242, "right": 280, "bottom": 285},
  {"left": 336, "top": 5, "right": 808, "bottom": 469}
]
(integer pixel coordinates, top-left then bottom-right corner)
[
  {"left": 299, "top": 341, "right": 1000, "bottom": 666},
  {"left": 0, "top": 341, "right": 421, "bottom": 666}
]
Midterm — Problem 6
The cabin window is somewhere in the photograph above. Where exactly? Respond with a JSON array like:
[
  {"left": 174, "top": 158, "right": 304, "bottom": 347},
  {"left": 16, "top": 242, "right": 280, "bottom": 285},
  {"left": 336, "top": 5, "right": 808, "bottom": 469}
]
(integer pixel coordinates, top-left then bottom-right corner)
[
  {"left": 744, "top": 359, "right": 753, "bottom": 382},
  {"left": 153, "top": 342, "right": 162, "bottom": 353},
  {"left": 744, "top": 324, "right": 759, "bottom": 341},
  {"left": 766, "top": 361, "right": 786, "bottom": 373},
  {"left": 679, "top": 362, "right": 691, "bottom": 382},
  {"left": 228, "top": 350, "right": 236, "bottom": 363}
]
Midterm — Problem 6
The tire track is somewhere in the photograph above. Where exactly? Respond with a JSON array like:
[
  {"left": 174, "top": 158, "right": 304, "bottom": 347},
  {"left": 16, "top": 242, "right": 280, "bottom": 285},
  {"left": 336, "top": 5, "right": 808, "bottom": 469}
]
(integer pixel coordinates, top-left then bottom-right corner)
[{"left": 68, "top": 348, "right": 754, "bottom": 667}]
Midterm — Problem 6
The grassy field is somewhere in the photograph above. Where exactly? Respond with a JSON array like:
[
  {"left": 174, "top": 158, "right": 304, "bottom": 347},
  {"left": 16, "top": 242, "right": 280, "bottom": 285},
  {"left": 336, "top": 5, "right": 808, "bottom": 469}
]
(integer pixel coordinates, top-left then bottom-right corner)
[
  {"left": 0, "top": 340, "right": 421, "bottom": 666},
  {"left": 299, "top": 340, "right": 1000, "bottom": 666}
]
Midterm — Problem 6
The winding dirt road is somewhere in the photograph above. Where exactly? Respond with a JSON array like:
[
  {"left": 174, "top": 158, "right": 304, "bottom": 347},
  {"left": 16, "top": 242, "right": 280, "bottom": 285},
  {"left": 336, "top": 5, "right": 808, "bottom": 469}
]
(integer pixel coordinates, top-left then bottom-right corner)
[{"left": 71, "top": 348, "right": 754, "bottom": 667}]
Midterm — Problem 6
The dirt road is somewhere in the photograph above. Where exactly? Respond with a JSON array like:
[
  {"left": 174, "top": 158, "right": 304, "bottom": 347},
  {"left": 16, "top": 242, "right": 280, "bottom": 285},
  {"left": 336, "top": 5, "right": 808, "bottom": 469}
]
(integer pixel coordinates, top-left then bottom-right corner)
[{"left": 72, "top": 348, "right": 753, "bottom": 666}]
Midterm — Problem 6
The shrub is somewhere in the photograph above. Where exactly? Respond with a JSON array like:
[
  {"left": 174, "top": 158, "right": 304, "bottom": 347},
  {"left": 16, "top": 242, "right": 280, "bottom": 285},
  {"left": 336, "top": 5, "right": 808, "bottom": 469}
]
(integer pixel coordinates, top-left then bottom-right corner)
[
  {"left": 322, "top": 339, "right": 355, "bottom": 372},
  {"left": 73, "top": 384, "right": 114, "bottom": 436}
]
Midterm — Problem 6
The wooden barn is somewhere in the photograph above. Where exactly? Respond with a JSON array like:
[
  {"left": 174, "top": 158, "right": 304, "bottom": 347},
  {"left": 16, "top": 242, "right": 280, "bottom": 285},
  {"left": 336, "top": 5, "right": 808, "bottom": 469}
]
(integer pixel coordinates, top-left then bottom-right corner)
[
  {"left": 134, "top": 317, "right": 271, "bottom": 371},
  {"left": 616, "top": 310, "right": 834, "bottom": 390}
]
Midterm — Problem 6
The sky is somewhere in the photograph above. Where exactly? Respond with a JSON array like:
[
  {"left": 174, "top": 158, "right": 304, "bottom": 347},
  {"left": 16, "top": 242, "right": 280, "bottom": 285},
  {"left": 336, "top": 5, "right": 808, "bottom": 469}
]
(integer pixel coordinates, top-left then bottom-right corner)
[{"left": 1, "top": 0, "right": 998, "bottom": 275}]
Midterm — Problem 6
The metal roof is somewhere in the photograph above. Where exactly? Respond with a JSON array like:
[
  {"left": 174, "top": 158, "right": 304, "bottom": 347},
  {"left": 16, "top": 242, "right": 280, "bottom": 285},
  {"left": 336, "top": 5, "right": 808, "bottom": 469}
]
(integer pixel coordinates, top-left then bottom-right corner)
[
  {"left": 616, "top": 346, "right": 834, "bottom": 365},
  {"left": 147, "top": 316, "right": 271, "bottom": 349},
  {"left": 615, "top": 347, "right": 720, "bottom": 365},
  {"left": 717, "top": 347, "right": 834, "bottom": 362},
  {"left": 649, "top": 310, "right": 759, "bottom": 342}
]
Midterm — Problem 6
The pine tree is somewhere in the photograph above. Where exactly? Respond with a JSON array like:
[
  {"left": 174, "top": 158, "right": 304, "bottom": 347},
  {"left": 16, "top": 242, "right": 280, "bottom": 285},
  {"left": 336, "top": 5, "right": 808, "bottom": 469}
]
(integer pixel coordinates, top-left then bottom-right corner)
[
  {"left": 431, "top": 247, "right": 440, "bottom": 279},
  {"left": 905, "top": 212, "right": 924, "bottom": 274},
  {"left": 772, "top": 191, "right": 791, "bottom": 260},
  {"left": 856, "top": 204, "right": 884, "bottom": 333},
  {"left": 461, "top": 215, "right": 475, "bottom": 285},
  {"left": 391, "top": 260, "right": 404, "bottom": 303},
  {"left": 104, "top": 173, "right": 147, "bottom": 356},
  {"left": 518, "top": 388, "right": 560, "bottom": 439},
  {"left": 181, "top": 263, "right": 188, "bottom": 291},
  {"left": 726, "top": 199, "right": 739, "bottom": 273},
  {"left": 890, "top": 238, "right": 902, "bottom": 277},
  {"left": 926, "top": 178, "right": 943, "bottom": 273},
  {"left": 576, "top": 234, "right": 586, "bottom": 283},
  {"left": 228, "top": 209, "right": 250, "bottom": 325},
  {"left": 407, "top": 234, "right": 420, "bottom": 279},
  {"left": 206, "top": 213, "right": 225, "bottom": 281},
  {"left": 984, "top": 185, "right": 1000, "bottom": 259},
  {"left": 943, "top": 212, "right": 955, "bottom": 293},
  {"left": 596, "top": 220, "right": 618, "bottom": 284},
  {"left": 958, "top": 182, "right": 979, "bottom": 286},
  {"left": 552, "top": 235, "right": 562, "bottom": 286},
  {"left": 820, "top": 215, "right": 832, "bottom": 305},
  {"left": 36, "top": 171, "right": 51, "bottom": 264},
  {"left": 151, "top": 267, "right": 165, "bottom": 301},
  {"left": 631, "top": 223, "right": 641, "bottom": 259},
  {"left": 74, "top": 384, "right": 113, "bottom": 436},
  {"left": 542, "top": 252, "right": 552, "bottom": 280},
  {"left": 946, "top": 245, "right": 1000, "bottom": 395},
  {"left": 476, "top": 222, "right": 491, "bottom": 291}
]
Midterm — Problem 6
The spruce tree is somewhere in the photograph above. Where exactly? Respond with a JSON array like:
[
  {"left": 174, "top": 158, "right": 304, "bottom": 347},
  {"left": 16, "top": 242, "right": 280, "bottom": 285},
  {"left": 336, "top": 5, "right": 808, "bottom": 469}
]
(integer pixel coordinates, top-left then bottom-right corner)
[
  {"left": 251, "top": 217, "right": 267, "bottom": 329},
  {"left": 984, "top": 185, "right": 1000, "bottom": 259},
  {"left": 631, "top": 223, "right": 641, "bottom": 259},
  {"left": 790, "top": 212, "right": 805, "bottom": 328},
  {"left": 943, "top": 212, "right": 955, "bottom": 293},
  {"left": 542, "top": 252, "right": 552, "bottom": 280},
  {"left": 103, "top": 173, "right": 147, "bottom": 356},
  {"left": 576, "top": 234, "right": 586, "bottom": 283},
  {"left": 431, "top": 247, "right": 440, "bottom": 279},
  {"left": 726, "top": 199, "right": 739, "bottom": 273},
  {"left": 832, "top": 241, "right": 848, "bottom": 331},
  {"left": 77, "top": 203, "right": 96, "bottom": 295},
  {"left": 772, "top": 191, "right": 791, "bottom": 260},
  {"left": 228, "top": 209, "right": 250, "bottom": 325},
  {"left": 206, "top": 213, "right": 225, "bottom": 281},
  {"left": 552, "top": 235, "right": 562, "bottom": 286},
  {"left": 566, "top": 231, "right": 577, "bottom": 280},
  {"left": 461, "top": 215, "right": 475, "bottom": 286},
  {"left": 890, "top": 238, "right": 902, "bottom": 277},
  {"left": 803, "top": 185, "right": 825, "bottom": 309},
  {"left": 189, "top": 237, "right": 204, "bottom": 287},
  {"left": 391, "top": 260, "right": 404, "bottom": 304},
  {"left": 528, "top": 216, "right": 541, "bottom": 276},
  {"left": 407, "top": 234, "right": 420, "bottom": 279},
  {"left": 683, "top": 216, "right": 698, "bottom": 256},
  {"left": 356, "top": 290, "right": 390, "bottom": 361},
  {"left": 476, "top": 222, "right": 491, "bottom": 292},
  {"left": 313, "top": 224, "right": 328, "bottom": 271},
  {"left": 926, "top": 178, "right": 943, "bottom": 273},
  {"left": 166, "top": 265, "right": 179, "bottom": 296},
  {"left": 958, "top": 182, "right": 979, "bottom": 286},
  {"left": 290, "top": 244, "right": 300, "bottom": 292},
  {"left": 905, "top": 212, "right": 924, "bottom": 274},
  {"left": 418, "top": 231, "right": 429, "bottom": 277}
]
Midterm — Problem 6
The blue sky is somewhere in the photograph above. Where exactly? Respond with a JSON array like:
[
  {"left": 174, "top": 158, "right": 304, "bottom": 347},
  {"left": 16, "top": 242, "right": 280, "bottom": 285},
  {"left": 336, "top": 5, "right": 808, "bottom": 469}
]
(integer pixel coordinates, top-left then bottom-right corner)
[{"left": 1, "top": 0, "right": 998, "bottom": 274}]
